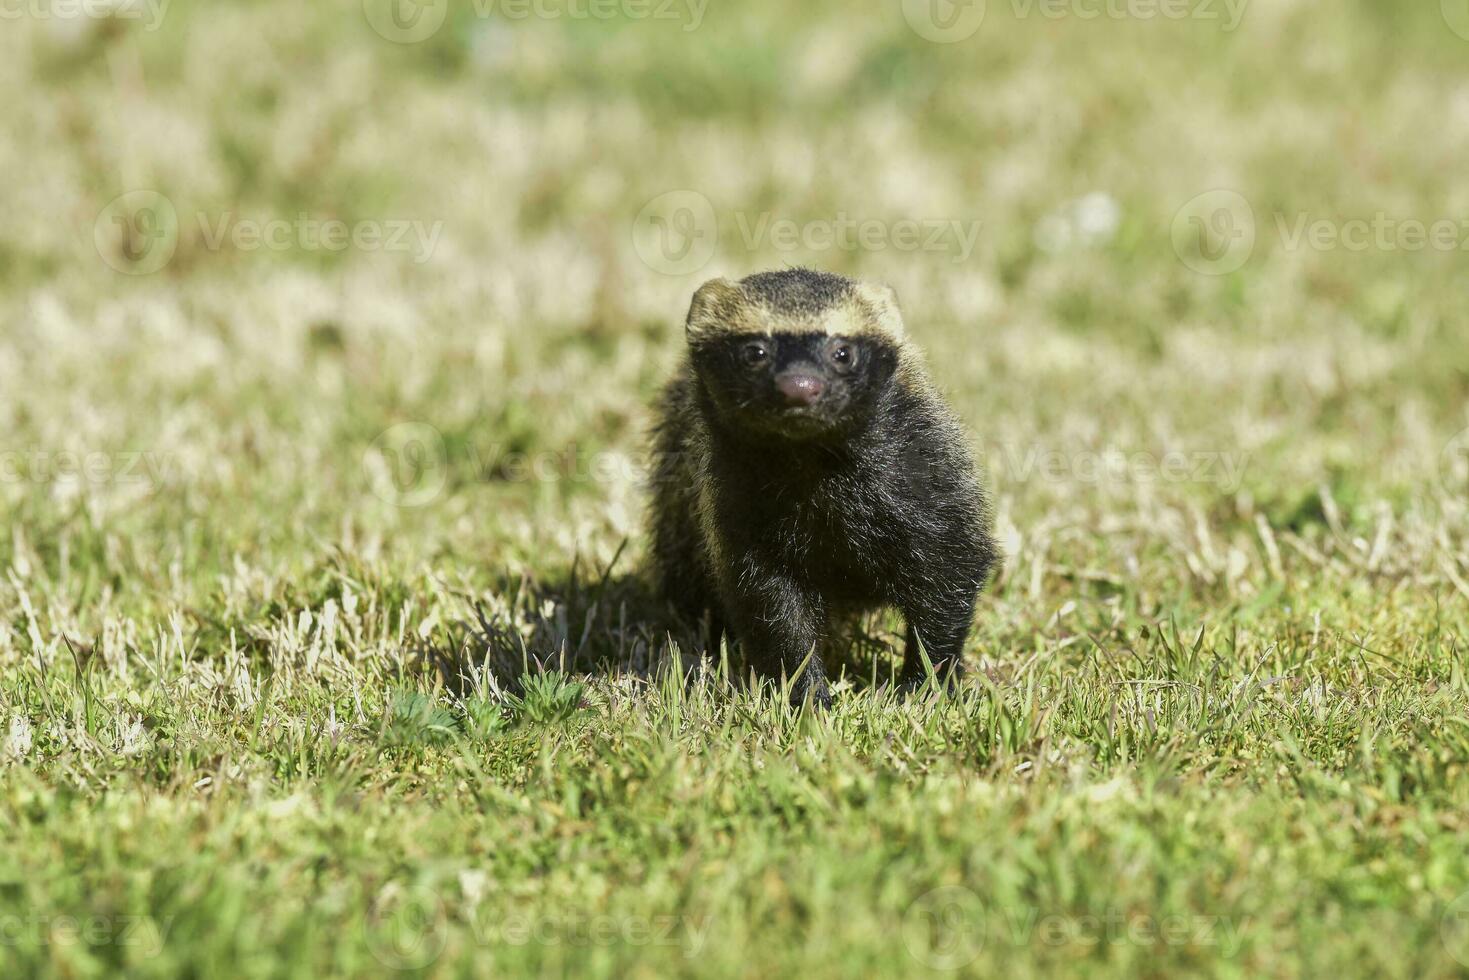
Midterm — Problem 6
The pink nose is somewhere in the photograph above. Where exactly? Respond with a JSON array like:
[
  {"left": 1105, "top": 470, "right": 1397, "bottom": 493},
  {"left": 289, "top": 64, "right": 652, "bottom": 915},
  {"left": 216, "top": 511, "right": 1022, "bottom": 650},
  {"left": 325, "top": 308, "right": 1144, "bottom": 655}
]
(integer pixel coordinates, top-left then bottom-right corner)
[{"left": 776, "top": 373, "right": 825, "bottom": 406}]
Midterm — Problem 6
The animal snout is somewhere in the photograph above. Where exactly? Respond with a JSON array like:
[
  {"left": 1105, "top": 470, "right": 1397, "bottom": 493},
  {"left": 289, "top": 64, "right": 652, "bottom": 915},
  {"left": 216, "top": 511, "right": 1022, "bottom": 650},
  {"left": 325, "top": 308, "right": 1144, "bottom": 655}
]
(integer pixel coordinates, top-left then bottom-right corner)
[{"left": 776, "top": 372, "right": 825, "bottom": 406}]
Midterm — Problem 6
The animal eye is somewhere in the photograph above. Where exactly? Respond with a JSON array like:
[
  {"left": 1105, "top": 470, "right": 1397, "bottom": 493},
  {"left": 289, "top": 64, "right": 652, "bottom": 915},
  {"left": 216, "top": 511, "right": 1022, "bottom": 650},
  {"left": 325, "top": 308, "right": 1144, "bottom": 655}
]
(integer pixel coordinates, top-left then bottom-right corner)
[
  {"left": 741, "top": 342, "right": 768, "bottom": 365},
  {"left": 831, "top": 344, "right": 853, "bottom": 364}
]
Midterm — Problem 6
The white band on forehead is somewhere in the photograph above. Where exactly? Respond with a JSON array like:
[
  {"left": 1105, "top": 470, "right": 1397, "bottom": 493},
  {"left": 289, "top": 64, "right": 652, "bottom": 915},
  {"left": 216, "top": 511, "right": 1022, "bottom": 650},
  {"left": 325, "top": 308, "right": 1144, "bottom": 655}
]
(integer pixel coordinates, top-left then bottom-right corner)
[
  {"left": 850, "top": 281, "right": 905, "bottom": 340},
  {"left": 685, "top": 275, "right": 906, "bottom": 343}
]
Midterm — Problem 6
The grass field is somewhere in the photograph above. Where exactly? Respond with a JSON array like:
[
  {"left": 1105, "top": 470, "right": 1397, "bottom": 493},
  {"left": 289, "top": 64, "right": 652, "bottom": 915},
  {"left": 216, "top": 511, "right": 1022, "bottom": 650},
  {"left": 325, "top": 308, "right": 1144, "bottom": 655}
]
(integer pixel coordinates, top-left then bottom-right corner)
[{"left": 4, "top": 0, "right": 1469, "bottom": 975}]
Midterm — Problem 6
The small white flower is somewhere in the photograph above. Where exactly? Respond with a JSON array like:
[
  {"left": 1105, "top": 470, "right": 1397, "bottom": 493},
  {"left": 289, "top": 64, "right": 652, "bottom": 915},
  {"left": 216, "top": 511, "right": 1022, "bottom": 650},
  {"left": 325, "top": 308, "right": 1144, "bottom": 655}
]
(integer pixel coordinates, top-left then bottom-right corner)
[
  {"left": 1073, "top": 191, "right": 1122, "bottom": 245},
  {"left": 1033, "top": 191, "right": 1123, "bottom": 253}
]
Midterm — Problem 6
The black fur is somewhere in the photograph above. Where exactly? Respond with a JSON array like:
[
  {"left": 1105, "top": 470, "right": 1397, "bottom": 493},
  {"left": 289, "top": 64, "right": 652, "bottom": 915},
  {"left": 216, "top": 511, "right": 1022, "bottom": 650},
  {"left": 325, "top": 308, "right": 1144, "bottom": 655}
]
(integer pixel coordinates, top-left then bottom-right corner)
[{"left": 648, "top": 269, "right": 998, "bottom": 706}]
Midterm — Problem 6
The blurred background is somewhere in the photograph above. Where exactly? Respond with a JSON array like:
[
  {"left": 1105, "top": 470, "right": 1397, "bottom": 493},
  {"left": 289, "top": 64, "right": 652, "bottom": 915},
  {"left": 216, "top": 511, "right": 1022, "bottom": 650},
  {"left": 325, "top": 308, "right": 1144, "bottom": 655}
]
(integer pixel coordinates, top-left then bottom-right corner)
[{"left": 3, "top": 0, "right": 1468, "bottom": 647}]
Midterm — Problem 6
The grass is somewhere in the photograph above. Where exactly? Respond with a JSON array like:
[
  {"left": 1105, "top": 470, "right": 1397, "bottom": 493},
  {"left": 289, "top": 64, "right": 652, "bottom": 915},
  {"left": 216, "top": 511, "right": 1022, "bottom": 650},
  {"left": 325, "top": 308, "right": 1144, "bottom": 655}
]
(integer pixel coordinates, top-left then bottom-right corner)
[{"left": 3, "top": 0, "right": 1469, "bottom": 975}]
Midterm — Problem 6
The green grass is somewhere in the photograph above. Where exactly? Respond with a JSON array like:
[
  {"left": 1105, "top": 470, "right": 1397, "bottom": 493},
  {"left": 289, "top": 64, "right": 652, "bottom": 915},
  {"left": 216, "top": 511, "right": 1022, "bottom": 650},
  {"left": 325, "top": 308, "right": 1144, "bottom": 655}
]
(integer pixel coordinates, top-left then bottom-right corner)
[{"left": 3, "top": 0, "right": 1469, "bottom": 976}]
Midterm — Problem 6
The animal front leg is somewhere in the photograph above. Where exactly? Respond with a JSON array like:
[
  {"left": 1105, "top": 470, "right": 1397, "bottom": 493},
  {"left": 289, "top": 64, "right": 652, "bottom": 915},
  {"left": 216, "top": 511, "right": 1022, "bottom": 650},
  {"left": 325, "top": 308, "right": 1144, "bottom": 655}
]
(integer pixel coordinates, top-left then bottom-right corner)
[
  {"left": 900, "top": 587, "right": 978, "bottom": 689},
  {"left": 721, "top": 561, "right": 828, "bottom": 707}
]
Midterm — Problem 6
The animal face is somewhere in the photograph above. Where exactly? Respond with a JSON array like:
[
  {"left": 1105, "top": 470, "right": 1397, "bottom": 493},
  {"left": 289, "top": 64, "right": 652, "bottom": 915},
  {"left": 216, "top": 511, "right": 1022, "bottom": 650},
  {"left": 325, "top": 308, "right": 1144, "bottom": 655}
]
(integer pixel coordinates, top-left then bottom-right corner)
[{"left": 691, "top": 331, "right": 898, "bottom": 440}]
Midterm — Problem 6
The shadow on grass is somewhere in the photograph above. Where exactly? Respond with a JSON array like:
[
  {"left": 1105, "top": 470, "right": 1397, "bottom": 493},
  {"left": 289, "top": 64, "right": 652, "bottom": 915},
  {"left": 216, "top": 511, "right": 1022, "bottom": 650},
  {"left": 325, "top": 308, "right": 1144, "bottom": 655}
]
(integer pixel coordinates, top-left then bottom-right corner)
[
  {"left": 414, "top": 557, "right": 696, "bottom": 698},
  {"left": 414, "top": 553, "right": 909, "bottom": 697}
]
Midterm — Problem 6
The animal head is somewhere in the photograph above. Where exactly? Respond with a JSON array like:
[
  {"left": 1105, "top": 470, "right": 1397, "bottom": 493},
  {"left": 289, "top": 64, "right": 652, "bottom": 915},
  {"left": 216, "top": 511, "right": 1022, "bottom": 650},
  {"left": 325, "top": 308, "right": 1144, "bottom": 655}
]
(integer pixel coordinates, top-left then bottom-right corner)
[{"left": 684, "top": 269, "right": 912, "bottom": 441}]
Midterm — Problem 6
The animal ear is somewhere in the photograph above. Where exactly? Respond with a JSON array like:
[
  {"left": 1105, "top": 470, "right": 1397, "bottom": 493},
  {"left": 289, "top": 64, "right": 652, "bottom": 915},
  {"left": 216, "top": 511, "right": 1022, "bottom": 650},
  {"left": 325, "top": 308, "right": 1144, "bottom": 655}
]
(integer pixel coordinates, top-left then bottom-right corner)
[
  {"left": 853, "top": 281, "right": 905, "bottom": 340},
  {"left": 685, "top": 277, "right": 743, "bottom": 339}
]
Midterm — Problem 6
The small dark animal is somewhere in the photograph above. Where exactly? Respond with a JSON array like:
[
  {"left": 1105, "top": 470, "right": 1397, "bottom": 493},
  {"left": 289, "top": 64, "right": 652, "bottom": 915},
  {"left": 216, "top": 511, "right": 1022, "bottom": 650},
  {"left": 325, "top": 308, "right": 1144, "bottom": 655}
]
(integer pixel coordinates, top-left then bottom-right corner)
[{"left": 647, "top": 268, "right": 999, "bottom": 706}]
